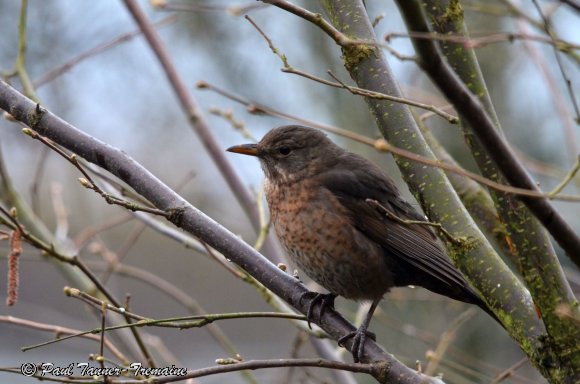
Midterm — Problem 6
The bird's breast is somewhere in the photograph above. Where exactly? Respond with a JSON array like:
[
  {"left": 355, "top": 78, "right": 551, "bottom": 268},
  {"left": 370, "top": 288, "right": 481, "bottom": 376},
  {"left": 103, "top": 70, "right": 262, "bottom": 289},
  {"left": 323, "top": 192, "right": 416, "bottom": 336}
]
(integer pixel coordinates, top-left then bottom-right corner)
[{"left": 265, "top": 178, "right": 394, "bottom": 300}]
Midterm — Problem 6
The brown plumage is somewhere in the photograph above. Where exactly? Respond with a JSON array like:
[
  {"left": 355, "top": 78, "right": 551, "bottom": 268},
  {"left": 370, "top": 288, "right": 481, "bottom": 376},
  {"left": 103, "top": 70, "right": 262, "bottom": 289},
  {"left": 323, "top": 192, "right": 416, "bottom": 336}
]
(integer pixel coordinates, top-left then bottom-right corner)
[{"left": 228, "top": 125, "right": 500, "bottom": 361}]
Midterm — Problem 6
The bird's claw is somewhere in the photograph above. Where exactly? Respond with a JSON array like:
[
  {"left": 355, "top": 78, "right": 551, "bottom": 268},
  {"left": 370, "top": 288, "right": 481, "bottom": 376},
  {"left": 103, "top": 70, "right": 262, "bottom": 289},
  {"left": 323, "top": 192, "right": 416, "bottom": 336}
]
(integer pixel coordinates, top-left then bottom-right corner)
[
  {"left": 298, "top": 292, "right": 336, "bottom": 329},
  {"left": 338, "top": 328, "right": 376, "bottom": 363}
]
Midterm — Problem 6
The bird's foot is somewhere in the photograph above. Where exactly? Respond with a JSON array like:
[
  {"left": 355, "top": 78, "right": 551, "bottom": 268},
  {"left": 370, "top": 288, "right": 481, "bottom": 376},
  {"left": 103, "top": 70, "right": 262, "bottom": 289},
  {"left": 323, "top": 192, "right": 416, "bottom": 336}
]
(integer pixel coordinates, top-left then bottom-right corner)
[
  {"left": 338, "top": 326, "right": 376, "bottom": 363},
  {"left": 298, "top": 292, "right": 336, "bottom": 329}
]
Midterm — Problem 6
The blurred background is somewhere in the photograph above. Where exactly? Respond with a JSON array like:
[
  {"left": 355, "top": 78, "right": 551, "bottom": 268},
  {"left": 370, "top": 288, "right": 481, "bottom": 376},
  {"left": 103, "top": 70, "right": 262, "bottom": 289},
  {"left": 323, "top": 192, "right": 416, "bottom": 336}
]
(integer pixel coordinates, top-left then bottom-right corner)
[{"left": 0, "top": 1, "right": 578, "bottom": 383}]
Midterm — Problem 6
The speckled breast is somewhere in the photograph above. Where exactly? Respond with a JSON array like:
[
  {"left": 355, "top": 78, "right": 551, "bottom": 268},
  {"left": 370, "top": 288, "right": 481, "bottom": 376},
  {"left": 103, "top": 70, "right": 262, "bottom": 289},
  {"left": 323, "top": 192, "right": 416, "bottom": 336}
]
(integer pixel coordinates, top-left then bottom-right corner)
[{"left": 265, "top": 178, "right": 393, "bottom": 300}]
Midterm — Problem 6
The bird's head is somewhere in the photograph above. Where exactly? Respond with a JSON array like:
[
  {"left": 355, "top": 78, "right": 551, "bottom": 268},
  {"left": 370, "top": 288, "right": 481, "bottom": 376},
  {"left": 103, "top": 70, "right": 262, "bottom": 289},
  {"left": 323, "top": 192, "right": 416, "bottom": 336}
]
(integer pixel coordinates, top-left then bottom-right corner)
[{"left": 227, "top": 125, "right": 339, "bottom": 184}]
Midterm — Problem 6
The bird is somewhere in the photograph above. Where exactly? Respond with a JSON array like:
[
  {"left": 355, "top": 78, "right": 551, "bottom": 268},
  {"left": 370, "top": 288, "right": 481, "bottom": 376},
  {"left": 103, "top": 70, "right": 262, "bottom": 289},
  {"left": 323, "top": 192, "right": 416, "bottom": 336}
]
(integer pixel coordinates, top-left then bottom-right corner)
[{"left": 227, "top": 125, "right": 501, "bottom": 362}]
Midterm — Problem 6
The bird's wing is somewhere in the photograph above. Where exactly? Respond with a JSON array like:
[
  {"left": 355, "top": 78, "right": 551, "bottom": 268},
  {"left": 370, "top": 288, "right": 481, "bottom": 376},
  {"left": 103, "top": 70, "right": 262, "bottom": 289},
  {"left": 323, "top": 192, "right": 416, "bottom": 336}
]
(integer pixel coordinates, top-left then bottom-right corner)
[{"left": 318, "top": 155, "right": 469, "bottom": 289}]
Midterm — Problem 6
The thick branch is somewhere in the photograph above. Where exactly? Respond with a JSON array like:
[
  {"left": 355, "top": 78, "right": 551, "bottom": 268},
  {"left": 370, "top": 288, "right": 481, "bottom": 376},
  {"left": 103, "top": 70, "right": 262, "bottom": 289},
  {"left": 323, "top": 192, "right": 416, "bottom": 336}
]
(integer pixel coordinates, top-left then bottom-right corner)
[
  {"left": 415, "top": 2, "right": 580, "bottom": 381},
  {"left": 395, "top": 0, "right": 580, "bottom": 266}
]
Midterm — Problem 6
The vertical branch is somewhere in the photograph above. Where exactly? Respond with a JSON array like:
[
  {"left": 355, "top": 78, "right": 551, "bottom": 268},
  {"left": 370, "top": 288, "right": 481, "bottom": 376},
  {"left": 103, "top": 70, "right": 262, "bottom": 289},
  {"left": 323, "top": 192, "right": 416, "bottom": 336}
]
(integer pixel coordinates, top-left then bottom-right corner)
[
  {"left": 421, "top": 0, "right": 576, "bottom": 347},
  {"left": 395, "top": 0, "right": 580, "bottom": 380},
  {"left": 393, "top": 0, "right": 580, "bottom": 264},
  {"left": 416, "top": 120, "right": 512, "bottom": 258},
  {"left": 15, "top": 0, "right": 37, "bottom": 101}
]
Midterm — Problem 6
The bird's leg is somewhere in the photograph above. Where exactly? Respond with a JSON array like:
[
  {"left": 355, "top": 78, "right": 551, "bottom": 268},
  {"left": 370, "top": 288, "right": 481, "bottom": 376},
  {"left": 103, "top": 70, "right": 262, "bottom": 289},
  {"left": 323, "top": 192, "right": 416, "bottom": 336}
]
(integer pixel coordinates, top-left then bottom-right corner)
[
  {"left": 337, "top": 298, "right": 380, "bottom": 363},
  {"left": 298, "top": 292, "right": 337, "bottom": 329}
]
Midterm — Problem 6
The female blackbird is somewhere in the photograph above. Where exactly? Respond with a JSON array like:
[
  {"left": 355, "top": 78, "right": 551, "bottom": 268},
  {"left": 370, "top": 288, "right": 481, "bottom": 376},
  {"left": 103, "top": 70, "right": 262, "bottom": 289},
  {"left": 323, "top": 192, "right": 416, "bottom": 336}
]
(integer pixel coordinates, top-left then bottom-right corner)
[{"left": 227, "top": 125, "right": 500, "bottom": 362}]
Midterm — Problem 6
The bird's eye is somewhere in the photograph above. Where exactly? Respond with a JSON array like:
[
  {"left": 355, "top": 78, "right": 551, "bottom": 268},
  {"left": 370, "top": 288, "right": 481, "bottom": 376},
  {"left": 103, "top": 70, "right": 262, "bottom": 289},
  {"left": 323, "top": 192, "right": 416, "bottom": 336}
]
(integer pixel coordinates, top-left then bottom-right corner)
[{"left": 277, "top": 146, "right": 292, "bottom": 156}]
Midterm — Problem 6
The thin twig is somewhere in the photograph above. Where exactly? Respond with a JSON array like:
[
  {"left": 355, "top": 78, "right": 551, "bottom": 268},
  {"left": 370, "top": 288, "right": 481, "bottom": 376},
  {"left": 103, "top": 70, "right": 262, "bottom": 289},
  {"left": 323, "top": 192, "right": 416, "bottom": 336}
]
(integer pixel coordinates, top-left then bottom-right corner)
[
  {"left": 133, "top": 358, "right": 377, "bottom": 384},
  {"left": 0, "top": 315, "right": 127, "bottom": 363},
  {"left": 326, "top": 70, "right": 458, "bottom": 123},
  {"left": 153, "top": 1, "right": 269, "bottom": 16},
  {"left": 199, "top": 81, "right": 580, "bottom": 202},
  {"left": 375, "top": 310, "right": 538, "bottom": 384},
  {"left": 515, "top": 7, "right": 578, "bottom": 161},
  {"left": 0, "top": 204, "right": 156, "bottom": 367},
  {"left": 246, "top": 15, "right": 458, "bottom": 124},
  {"left": 259, "top": 1, "right": 356, "bottom": 46},
  {"left": 83, "top": 260, "right": 254, "bottom": 371},
  {"left": 15, "top": 0, "right": 37, "bottom": 101},
  {"left": 384, "top": 30, "right": 580, "bottom": 51},
  {"left": 30, "top": 146, "right": 49, "bottom": 215},
  {"left": 549, "top": 155, "right": 580, "bottom": 197},
  {"left": 365, "top": 199, "right": 464, "bottom": 246},
  {"left": 62, "top": 286, "right": 306, "bottom": 329},
  {"left": 23, "top": 289, "right": 306, "bottom": 352},
  {"left": 98, "top": 222, "right": 147, "bottom": 284},
  {"left": 253, "top": 186, "right": 271, "bottom": 252},
  {"left": 22, "top": 127, "right": 171, "bottom": 218},
  {"left": 33, "top": 15, "right": 178, "bottom": 88},
  {"left": 74, "top": 213, "right": 133, "bottom": 249},
  {"left": 382, "top": 42, "right": 418, "bottom": 61},
  {"left": 531, "top": 0, "right": 580, "bottom": 124},
  {"left": 209, "top": 107, "right": 256, "bottom": 141},
  {"left": 490, "top": 357, "right": 529, "bottom": 384},
  {"left": 98, "top": 303, "right": 107, "bottom": 374},
  {"left": 424, "top": 308, "right": 477, "bottom": 376}
]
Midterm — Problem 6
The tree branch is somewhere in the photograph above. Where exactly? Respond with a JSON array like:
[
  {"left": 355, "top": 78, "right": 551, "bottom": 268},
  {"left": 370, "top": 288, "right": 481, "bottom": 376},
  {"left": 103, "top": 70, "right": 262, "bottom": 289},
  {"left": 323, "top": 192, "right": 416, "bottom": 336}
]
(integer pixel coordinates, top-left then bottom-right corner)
[
  {"left": 395, "top": 1, "right": 580, "bottom": 380},
  {"left": 394, "top": 0, "right": 580, "bottom": 266}
]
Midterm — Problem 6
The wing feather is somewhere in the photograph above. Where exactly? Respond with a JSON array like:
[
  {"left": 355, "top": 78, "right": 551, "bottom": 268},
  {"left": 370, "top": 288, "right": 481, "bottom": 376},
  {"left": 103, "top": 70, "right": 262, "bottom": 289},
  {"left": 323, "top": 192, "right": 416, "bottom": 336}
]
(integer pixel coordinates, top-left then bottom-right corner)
[{"left": 318, "top": 153, "right": 470, "bottom": 290}]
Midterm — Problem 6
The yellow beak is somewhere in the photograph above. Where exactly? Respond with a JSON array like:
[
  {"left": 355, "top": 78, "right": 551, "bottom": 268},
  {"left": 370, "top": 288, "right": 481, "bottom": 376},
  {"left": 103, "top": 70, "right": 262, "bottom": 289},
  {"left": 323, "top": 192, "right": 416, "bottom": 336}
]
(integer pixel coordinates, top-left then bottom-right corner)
[{"left": 226, "top": 143, "right": 259, "bottom": 157}]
